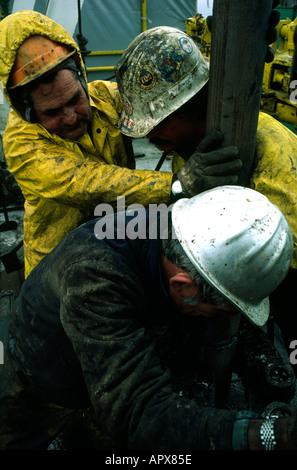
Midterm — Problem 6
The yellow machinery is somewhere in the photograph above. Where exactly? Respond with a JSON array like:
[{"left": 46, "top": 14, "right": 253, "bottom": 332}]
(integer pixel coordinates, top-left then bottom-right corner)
[
  {"left": 185, "top": 11, "right": 297, "bottom": 132},
  {"left": 261, "top": 17, "right": 297, "bottom": 129},
  {"left": 185, "top": 14, "right": 212, "bottom": 58}
]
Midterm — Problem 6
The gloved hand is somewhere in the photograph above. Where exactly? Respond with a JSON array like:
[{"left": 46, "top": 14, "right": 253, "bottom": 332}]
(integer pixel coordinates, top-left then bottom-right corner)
[{"left": 177, "top": 130, "right": 242, "bottom": 197}]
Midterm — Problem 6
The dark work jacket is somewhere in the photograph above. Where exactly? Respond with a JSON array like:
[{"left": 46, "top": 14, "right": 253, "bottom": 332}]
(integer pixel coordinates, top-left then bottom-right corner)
[{"left": 0, "top": 210, "right": 236, "bottom": 450}]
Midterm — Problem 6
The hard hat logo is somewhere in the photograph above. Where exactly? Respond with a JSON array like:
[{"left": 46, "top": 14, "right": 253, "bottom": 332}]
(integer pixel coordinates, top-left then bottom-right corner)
[
  {"left": 121, "top": 116, "right": 135, "bottom": 132},
  {"left": 158, "top": 49, "right": 184, "bottom": 83},
  {"left": 179, "top": 37, "right": 194, "bottom": 54},
  {"left": 122, "top": 98, "right": 133, "bottom": 115},
  {"left": 137, "top": 69, "right": 157, "bottom": 90}
]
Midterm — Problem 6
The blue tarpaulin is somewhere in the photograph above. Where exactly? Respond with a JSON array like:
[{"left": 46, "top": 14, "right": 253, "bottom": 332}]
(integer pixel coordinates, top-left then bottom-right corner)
[{"left": 9, "top": 0, "right": 197, "bottom": 80}]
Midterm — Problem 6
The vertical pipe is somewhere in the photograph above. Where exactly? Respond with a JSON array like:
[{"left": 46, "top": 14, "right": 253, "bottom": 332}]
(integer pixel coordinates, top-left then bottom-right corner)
[
  {"left": 202, "top": 315, "right": 241, "bottom": 408},
  {"left": 203, "top": 0, "right": 273, "bottom": 406},
  {"left": 206, "top": 0, "right": 273, "bottom": 186}
]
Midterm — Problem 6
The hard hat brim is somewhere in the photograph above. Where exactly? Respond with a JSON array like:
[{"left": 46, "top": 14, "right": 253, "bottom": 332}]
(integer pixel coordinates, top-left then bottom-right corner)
[{"left": 9, "top": 49, "right": 76, "bottom": 89}]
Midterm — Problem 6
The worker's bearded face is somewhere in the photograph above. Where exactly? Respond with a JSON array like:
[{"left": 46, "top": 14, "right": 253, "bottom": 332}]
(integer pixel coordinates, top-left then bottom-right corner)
[
  {"left": 30, "top": 69, "right": 92, "bottom": 140},
  {"left": 147, "top": 112, "right": 206, "bottom": 156}
]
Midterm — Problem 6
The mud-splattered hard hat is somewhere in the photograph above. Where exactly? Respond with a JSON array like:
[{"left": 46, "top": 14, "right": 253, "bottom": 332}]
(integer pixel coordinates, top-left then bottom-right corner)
[
  {"left": 9, "top": 35, "right": 76, "bottom": 89},
  {"left": 115, "top": 26, "right": 209, "bottom": 138}
]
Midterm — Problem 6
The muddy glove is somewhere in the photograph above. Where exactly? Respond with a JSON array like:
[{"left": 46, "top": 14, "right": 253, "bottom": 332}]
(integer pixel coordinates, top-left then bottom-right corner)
[{"left": 175, "top": 130, "right": 242, "bottom": 198}]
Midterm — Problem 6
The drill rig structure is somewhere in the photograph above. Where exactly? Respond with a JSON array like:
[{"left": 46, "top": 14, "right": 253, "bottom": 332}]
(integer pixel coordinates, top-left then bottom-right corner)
[{"left": 185, "top": 5, "right": 297, "bottom": 133}]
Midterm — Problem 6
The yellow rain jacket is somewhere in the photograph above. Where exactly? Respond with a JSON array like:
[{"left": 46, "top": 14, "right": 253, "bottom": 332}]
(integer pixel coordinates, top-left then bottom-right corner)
[
  {"left": 172, "top": 111, "right": 297, "bottom": 270},
  {"left": 0, "top": 11, "right": 172, "bottom": 277}
]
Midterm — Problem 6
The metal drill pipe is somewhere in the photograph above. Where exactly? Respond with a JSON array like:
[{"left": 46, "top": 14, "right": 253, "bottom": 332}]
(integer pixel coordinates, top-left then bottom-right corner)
[{"left": 203, "top": 0, "right": 273, "bottom": 406}]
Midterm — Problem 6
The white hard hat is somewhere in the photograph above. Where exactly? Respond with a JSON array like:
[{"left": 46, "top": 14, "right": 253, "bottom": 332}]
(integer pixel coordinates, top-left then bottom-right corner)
[
  {"left": 171, "top": 186, "right": 294, "bottom": 326},
  {"left": 115, "top": 26, "right": 209, "bottom": 138}
]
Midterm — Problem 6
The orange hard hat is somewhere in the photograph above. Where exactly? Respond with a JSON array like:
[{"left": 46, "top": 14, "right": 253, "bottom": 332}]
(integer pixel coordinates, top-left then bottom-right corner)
[{"left": 9, "top": 35, "right": 76, "bottom": 89}]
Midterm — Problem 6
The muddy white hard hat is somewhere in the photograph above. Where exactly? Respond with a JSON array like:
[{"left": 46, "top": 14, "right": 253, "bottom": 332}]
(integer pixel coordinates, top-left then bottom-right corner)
[
  {"left": 115, "top": 26, "right": 209, "bottom": 138},
  {"left": 171, "top": 186, "right": 294, "bottom": 326}
]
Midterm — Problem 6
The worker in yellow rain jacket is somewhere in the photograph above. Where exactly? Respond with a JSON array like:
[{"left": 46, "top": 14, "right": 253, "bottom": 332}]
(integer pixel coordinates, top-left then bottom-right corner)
[
  {"left": 115, "top": 26, "right": 297, "bottom": 361},
  {"left": 0, "top": 11, "right": 242, "bottom": 277}
]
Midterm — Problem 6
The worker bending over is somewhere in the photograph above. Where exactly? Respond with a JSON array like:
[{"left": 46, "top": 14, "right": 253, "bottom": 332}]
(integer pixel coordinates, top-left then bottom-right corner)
[{"left": 0, "top": 186, "right": 296, "bottom": 451}]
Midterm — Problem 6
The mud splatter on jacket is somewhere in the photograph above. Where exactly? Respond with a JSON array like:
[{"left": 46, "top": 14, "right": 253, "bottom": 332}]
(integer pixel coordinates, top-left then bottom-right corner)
[
  {"left": 0, "top": 211, "right": 236, "bottom": 450},
  {"left": 0, "top": 11, "right": 172, "bottom": 277}
]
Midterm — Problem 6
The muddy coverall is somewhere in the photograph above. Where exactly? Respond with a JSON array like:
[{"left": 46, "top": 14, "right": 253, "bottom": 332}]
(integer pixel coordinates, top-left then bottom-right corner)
[
  {"left": 0, "top": 11, "right": 172, "bottom": 277},
  {"left": 0, "top": 210, "right": 239, "bottom": 451}
]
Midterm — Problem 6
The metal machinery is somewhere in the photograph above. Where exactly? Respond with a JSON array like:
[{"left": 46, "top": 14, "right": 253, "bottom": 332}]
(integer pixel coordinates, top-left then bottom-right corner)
[
  {"left": 185, "top": 6, "right": 297, "bottom": 133},
  {"left": 185, "top": 13, "right": 212, "bottom": 58},
  {"left": 262, "top": 15, "right": 297, "bottom": 131}
]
